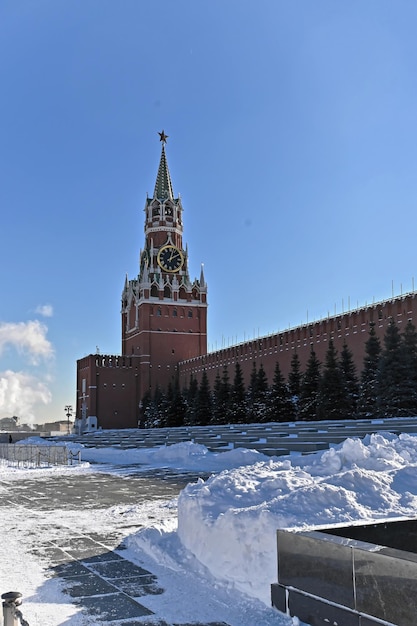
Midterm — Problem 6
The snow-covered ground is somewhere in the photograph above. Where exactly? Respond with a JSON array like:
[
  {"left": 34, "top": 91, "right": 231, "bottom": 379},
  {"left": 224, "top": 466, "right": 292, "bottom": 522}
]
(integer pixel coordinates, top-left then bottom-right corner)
[{"left": 2, "top": 430, "right": 417, "bottom": 625}]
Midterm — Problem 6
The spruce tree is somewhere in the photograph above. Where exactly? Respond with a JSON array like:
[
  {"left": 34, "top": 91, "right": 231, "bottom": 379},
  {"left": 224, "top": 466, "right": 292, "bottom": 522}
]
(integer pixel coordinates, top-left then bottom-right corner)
[
  {"left": 219, "top": 366, "right": 232, "bottom": 423},
  {"left": 357, "top": 322, "right": 381, "bottom": 418},
  {"left": 247, "top": 362, "right": 268, "bottom": 423},
  {"left": 377, "top": 319, "right": 408, "bottom": 417},
  {"left": 229, "top": 362, "right": 247, "bottom": 423},
  {"left": 212, "top": 371, "right": 223, "bottom": 424},
  {"left": 298, "top": 348, "right": 321, "bottom": 421},
  {"left": 194, "top": 370, "right": 212, "bottom": 425},
  {"left": 317, "top": 339, "right": 345, "bottom": 420},
  {"left": 288, "top": 351, "right": 301, "bottom": 420},
  {"left": 339, "top": 342, "right": 359, "bottom": 418},
  {"left": 143, "top": 386, "right": 165, "bottom": 428},
  {"left": 184, "top": 375, "right": 199, "bottom": 425},
  {"left": 400, "top": 320, "right": 417, "bottom": 416},
  {"left": 268, "top": 360, "right": 293, "bottom": 422},
  {"left": 166, "top": 377, "right": 186, "bottom": 427},
  {"left": 246, "top": 362, "right": 259, "bottom": 423}
]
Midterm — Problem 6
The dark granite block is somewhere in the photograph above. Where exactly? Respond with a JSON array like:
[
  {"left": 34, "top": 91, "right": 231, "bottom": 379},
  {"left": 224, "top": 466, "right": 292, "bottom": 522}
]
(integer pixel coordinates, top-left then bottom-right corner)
[
  {"left": 278, "top": 530, "right": 355, "bottom": 609},
  {"left": 354, "top": 547, "right": 417, "bottom": 625},
  {"left": 75, "top": 592, "right": 154, "bottom": 620},
  {"left": 271, "top": 582, "right": 287, "bottom": 612},
  {"left": 359, "top": 616, "right": 389, "bottom": 626},
  {"left": 288, "top": 589, "right": 360, "bottom": 626}
]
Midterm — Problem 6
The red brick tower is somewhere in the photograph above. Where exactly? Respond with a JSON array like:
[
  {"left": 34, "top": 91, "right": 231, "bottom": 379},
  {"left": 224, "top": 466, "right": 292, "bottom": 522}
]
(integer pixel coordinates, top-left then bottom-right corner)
[{"left": 121, "top": 131, "right": 208, "bottom": 399}]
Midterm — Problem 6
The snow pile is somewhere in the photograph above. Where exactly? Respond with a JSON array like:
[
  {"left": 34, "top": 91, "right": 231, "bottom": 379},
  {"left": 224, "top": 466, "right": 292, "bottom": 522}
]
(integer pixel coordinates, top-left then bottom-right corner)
[
  {"left": 18, "top": 432, "right": 417, "bottom": 609},
  {"left": 136, "top": 432, "right": 417, "bottom": 606},
  {"left": 67, "top": 438, "right": 267, "bottom": 471}
]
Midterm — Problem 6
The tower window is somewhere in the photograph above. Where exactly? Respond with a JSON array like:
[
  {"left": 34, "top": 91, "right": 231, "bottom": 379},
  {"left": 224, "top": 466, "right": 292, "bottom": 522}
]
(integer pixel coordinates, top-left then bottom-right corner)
[
  {"left": 157, "top": 308, "right": 162, "bottom": 316},
  {"left": 188, "top": 310, "right": 193, "bottom": 318},
  {"left": 173, "top": 309, "right": 178, "bottom": 317}
]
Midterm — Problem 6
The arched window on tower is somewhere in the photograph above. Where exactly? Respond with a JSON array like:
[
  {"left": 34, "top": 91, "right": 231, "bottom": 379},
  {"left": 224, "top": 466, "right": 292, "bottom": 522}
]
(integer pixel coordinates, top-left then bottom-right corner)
[
  {"left": 188, "top": 310, "right": 193, "bottom": 318},
  {"left": 179, "top": 287, "right": 187, "bottom": 300},
  {"left": 157, "top": 307, "right": 162, "bottom": 317},
  {"left": 151, "top": 284, "right": 158, "bottom": 298},
  {"left": 164, "top": 285, "right": 171, "bottom": 299}
]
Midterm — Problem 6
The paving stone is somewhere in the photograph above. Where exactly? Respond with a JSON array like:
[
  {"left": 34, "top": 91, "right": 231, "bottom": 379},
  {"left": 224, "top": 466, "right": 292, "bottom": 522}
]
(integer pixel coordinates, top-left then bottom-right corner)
[
  {"left": 74, "top": 592, "right": 154, "bottom": 620},
  {"left": 86, "top": 559, "right": 153, "bottom": 579},
  {"left": 55, "top": 535, "right": 110, "bottom": 558},
  {"left": 110, "top": 575, "right": 164, "bottom": 597},
  {"left": 81, "top": 551, "right": 124, "bottom": 564},
  {"left": 50, "top": 561, "right": 90, "bottom": 578},
  {"left": 29, "top": 546, "right": 72, "bottom": 564},
  {"left": 108, "top": 617, "right": 169, "bottom": 626},
  {"left": 61, "top": 571, "right": 118, "bottom": 597}
]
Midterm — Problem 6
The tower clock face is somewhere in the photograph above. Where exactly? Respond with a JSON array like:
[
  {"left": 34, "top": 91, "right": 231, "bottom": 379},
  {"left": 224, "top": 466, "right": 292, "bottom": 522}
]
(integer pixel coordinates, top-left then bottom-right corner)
[{"left": 157, "top": 245, "right": 184, "bottom": 272}]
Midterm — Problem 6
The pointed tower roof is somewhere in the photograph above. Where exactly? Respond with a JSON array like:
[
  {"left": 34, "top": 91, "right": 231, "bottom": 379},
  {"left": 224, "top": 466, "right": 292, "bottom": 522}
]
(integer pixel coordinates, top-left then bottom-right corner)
[{"left": 153, "top": 131, "right": 174, "bottom": 201}]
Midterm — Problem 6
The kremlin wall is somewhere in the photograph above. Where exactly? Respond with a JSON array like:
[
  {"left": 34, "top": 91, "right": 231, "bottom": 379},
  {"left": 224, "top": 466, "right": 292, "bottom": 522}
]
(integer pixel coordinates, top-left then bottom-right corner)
[{"left": 179, "top": 290, "right": 417, "bottom": 390}]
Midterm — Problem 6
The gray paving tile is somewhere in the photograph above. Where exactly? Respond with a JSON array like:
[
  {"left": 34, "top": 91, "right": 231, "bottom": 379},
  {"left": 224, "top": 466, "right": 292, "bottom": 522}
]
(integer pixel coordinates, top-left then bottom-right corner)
[
  {"left": 74, "top": 592, "right": 154, "bottom": 620},
  {"left": 61, "top": 572, "right": 118, "bottom": 598},
  {"left": 110, "top": 575, "right": 164, "bottom": 597},
  {"left": 50, "top": 561, "right": 90, "bottom": 578},
  {"left": 86, "top": 559, "right": 153, "bottom": 579},
  {"left": 81, "top": 551, "right": 124, "bottom": 564}
]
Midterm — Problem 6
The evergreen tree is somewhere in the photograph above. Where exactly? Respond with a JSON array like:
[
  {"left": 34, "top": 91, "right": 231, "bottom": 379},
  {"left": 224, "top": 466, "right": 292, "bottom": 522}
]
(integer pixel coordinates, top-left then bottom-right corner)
[
  {"left": 139, "top": 390, "right": 151, "bottom": 428},
  {"left": 166, "top": 377, "right": 186, "bottom": 427},
  {"left": 229, "top": 362, "right": 247, "bottom": 423},
  {"left": 267, "top": 360, "right": 292, "bottom": 422},
  {"left": 400, "top": 320, "right": 417, "bottom": 416},
  {"left": 194, "top": 370, "right": 212, "bottom": 425},
  {"left": 184, "top": 375, "right": 199, "bottom": 425},
  {"left": 377, "top": 319, "right": 408, "bottom": 417},
  {"left": 212, "top": 371, "right": 223, "bottom": 424},
  {"left": 143, "top": 386, "right": 165, "bottom": 428},
  {"left": 246, "top": 362, "right": 259, "bottom": 423},
  {"left": 288, "top": 351, "right": 301, "bottom": 420},
  {"left": 339, "top": 342, "right": 359, "bottom": 418},
  {"left": 212, "top": 366, "right": 231, "bottom": 424},
  {"left": 255, "top": 363, "right": 270, "bottom": 423},
  {"left": 298, "top": 349, "right": 321, "bottom": 421},
  {"left": 317, "top": 340, "right": 347, "bottom": 420},
  {"left": 357, "top": 322, "right": 381, "bottom": 418},
  {"left": 247, "top": 362, "right": 268, "bottom": 423}
]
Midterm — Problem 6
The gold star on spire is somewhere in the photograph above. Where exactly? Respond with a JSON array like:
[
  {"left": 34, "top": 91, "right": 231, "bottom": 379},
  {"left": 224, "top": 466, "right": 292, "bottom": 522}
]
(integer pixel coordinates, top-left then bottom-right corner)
[{"left": 158, "top": 130, "right": 168, "bottom": 144}]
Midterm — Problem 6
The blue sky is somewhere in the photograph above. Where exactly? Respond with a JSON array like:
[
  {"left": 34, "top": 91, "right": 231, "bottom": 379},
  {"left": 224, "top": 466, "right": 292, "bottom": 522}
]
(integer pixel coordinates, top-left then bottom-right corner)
[{"left": 1, "top": 1, "right": 417, "bottom": 423}]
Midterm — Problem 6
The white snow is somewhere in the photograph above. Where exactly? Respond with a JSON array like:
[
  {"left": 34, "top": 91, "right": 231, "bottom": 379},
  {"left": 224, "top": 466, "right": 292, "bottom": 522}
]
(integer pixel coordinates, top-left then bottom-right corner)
[{"left": 2, "top": 430, "right": 417, "bottom": 624}]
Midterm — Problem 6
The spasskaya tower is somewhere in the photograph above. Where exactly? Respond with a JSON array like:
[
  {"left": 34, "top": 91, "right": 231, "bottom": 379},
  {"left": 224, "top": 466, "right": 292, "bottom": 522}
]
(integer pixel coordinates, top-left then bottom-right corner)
[
  {"left": 121, "top": 131, "right": 208, "bottom": 398},
  {"left": 76, "top": 132, "right": 207, "bottom": 431}
]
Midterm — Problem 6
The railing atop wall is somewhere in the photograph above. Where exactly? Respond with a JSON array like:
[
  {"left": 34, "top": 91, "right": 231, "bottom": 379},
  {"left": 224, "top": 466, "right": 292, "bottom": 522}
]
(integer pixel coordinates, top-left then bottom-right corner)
[{"left": 0, "top": 444, "right": 81, "bottom": 468}]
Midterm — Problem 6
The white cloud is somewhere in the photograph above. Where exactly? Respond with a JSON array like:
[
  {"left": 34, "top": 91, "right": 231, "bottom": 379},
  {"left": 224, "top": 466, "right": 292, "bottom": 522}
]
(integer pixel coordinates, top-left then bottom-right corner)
[
  {"left": 0, "top": 321, "right": 54, "bottom": 364},
  {"left": 35, "top": 304, "right": 54, "bottom": 318},
  {"left": 0, "top": 370, "right": 52, "bottom": 423}
]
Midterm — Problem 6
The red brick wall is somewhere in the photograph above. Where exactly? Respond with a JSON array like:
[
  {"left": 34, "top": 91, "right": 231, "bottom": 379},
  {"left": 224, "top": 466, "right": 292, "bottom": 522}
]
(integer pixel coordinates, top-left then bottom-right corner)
[{"left": 179, "top": 293, "right": 417, "bottom": 389}]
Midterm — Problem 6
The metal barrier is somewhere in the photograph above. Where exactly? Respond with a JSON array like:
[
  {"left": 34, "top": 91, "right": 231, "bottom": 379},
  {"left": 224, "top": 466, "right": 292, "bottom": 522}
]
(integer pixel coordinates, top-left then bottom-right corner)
[{"left": 0, "top": 444, "right": 81, "bottom": 468}]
